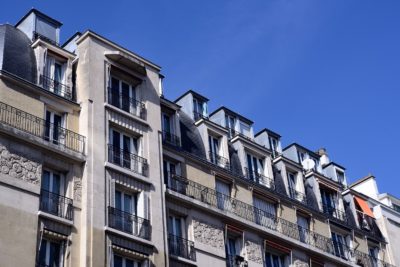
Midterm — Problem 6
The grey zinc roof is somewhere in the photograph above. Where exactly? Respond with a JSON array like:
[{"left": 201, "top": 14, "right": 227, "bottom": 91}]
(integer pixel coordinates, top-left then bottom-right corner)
[
  {"left": 178, "top": 110, "right": 207, "bottom": 158},
  {"left": 0, "top": 24, "right": 37, "bottom": 84}
]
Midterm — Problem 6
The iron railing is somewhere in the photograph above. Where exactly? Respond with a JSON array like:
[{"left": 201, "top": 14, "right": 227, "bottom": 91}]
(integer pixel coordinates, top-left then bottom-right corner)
[
  {"left": 39, "top": 189, "right": 73, "bottom": 220},
  {"left": 226, "top": 254, "right": 248, "bottom": 267},
  {"left": 107, "top": 144, "right": 148, "bottom": 176},
  {"left": 244, "top": 168, "right": 275, "bottom": 189},
  {"left": 168, "top": 234, "right": 196, "bottom": 261},
  {"left": 193, "top": 111, "right": 208, "bottom": 121},
  {"left": 107, "top": 206, "right": 151, "bottom": 240},
  {"left": 288, "top": 187, "right": 308, "bottom": 205},
  {"left": 32, "top": 31, "right": 59, "bottom": 46},
  {"left": 320, "top": 202, "right": 348, "bottom": 224},
  {"left": 227, "top": 128, "right": 254, "bottom": 141},
  {"left": 353, "top": 250, "right": 395, "bottom": 267},
  {"left": 107, "top": 90, "right": 146, "bottom": 119},
  {"left": 162, "top": 131, "right": 181, "bottom": 147},
  {"left": 166, "top": 175, "right": 337, "bottom": 256},
  {"left": 40, "top": 75, "right": 72, "bottom": 100},
  {"left": 0, "top": 102, "right": 85, "bottom": 153},
  {"left": 208, "top": 151, "right": 230, "bottom": 170}
]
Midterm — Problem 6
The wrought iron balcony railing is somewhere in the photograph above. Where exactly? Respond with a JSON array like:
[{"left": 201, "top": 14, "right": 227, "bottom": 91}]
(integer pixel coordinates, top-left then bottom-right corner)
[
  {"left": 208, "top": 151, "right": 230, "bottom": 170},
  {"left": 353, "top": 250, "right": 395, "bottom": 267},
  {"left": 226, "top": 254, "right": 248, "bottom": 267},
  {"left": 162, "top": 131, "right": 181, "bottom": 147},
  {"left": 288, "top": 187, "right": 308, "bottom": 205},
  {"left": 168, "top": 234, "right": 196, "bottom": 261},
  {"left": 320, "top": 202, "right": 348, "bottom": 224},
  {"left": 107, "top": 206, "right": 151, "bottom": 240},
  {"left": 39, "top": 189, "right": 73, "bottom": 220},
  {"left": 227, "top": 128, "right": 254, "bottom": 141},
  {"left": 32, "top": 31, "right": 59, "bottom": 46},
  {"left": 107, "top": 90, "right": 146, "bottom": 119},
  {"left": 193, "top": 111, "right": 208, "bottom": 121},
  {"left": 166, "top": 175, "right": 336, "bottom": 257},
  {"left": 107, "top": 144, "right": 148, "bottom": 176},
  {"left": 40, "top": 75, "right": 72, "bottom": 101},
  {"left": 244, "top": 168, "right": 275, "bottom": 189},
  {"left": 0, "top": 102, "right": 85, "bottom": 153}
]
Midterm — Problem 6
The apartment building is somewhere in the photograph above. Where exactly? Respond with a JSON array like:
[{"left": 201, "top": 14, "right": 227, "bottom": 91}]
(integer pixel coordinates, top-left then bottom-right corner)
[
  {"left": 161, "top": 90, "right": 396, "bottom": 267},
  {"left": 350, "top": 175, "right": 400, "bottom": 267},
  {"left": 0, "top": 8, "right": 398, "bottom": 267},
  {"left": 0, "top": 9, "right": 166, "bottom": 267}
]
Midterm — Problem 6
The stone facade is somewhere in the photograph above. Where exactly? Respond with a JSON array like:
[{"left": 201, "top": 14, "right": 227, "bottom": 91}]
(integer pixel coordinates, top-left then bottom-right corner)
[
  {"left": 292, "top": 259, "right": 310, "bottom": 267},
  {"left": 193, "top": 219, "right": 224, "bottom": 250},
  {"left": 0, "top": 143, "right": 41, "bottom": 185},
  {"left": 245, "top": 240, "right": 263, "bottom": 264}
]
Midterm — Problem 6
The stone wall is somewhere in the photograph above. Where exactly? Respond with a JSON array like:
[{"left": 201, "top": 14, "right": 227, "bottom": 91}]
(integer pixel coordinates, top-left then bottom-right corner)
[
  {"left": 0, "top": 143, "right": 41, "bottom": 185},
  {"left": 193, "top": 218, "right": 224, "bottom": 250},
  {"left": 245, "top": 239, "right": 263, "bottom": 264}
]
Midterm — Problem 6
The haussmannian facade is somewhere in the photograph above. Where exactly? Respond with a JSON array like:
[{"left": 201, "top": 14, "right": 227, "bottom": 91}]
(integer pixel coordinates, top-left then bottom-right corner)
[{"left": 0, "top": 8, "right": 398, "bottom": 267}]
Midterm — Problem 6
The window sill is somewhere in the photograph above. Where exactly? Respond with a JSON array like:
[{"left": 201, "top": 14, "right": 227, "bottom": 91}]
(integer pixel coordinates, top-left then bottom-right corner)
[
  {"left": 169, "top": 254, "right": 197, "bottom": 266},
  {"left": 105, "top": 226, "right": 154, "bottom": 247},
  {"left": 104, "top": 162, "right": 153, "bottom": 185},
  {"left": 38, "top": 210, "right": 74, "bottom": 226}
]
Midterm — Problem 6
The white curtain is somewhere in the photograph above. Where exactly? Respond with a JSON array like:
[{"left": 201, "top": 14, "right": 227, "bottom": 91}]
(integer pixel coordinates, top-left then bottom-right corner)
[
  {"left": 46, "top": 56, "right": 55, "bottom": 79},
  {"left": 253, "top": 197, "right": 276, "bottom": 229},
  {"left": 216, "top": 180, "right": 230, "bottom": 210}
]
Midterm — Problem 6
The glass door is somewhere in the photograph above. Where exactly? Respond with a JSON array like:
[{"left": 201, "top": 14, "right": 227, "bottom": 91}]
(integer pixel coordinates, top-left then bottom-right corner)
[
  {"left": 115, "top": 190, "right": 137, "bottom": 234},
  {"left": 215, "top": 180, "right": 230, "bottom": 211},
  {"left": 45, "top": 110, "right": 63, "bottom": 144}
]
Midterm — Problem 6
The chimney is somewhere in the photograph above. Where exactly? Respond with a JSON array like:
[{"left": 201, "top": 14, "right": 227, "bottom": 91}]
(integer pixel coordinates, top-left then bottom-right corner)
[{"left": 318, "top": 148, "right": 330, "bottom": 166}]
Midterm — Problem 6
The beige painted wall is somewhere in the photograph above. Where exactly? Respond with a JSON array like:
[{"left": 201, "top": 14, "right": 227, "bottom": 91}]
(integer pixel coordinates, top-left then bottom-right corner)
[
  {"left": 234, "top": 183, "right": 253, "bottom": 204},
  {"left": 185, "top": 162, "right": 215, "bottom": 189},
  {"left": 312, "top": 217, "right": 330, "bottom": 237},
  {"left": 280, "top": 203, "right": 297, "bottom": 223},
  {"left": 0, "top": 79, "right": 44, "bottom": 118}
]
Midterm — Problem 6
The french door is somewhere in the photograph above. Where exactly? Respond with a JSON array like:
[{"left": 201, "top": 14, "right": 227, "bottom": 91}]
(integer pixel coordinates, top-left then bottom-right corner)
[
  {"left": 111, "top": 129, "right": 138, "bottom": 170},
  {"left": 110, "top": 77, "right": 137, "bottom": 114},
  {"left": 215, "top": 180, "right": 231, "bottom": 211},
  {"left": 45, "top": 110, "right": 63, "bottom": 144},
  {"left": 253, "top": 197, "right": 276, "bottom": 230},
  {"left": 115, "top": 190, "right": 137, "bottom": 234},
  {"left": 41, "top": 170, "right": 63, "bottom": 216},
  {"left": 208, "top": 135, "right": 219, "bottom": 164}
]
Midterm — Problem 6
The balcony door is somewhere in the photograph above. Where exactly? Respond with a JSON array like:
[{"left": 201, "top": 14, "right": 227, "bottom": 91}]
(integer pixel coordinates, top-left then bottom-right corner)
[
  {"left": 216, "top": 180, "right": 231, "bottom": 211},
  {"left": 110, "top": 129, "right": 138, "bottom": 170},
  {"left": 246, "top": 154, "right": 264, "bottom": 182},
  {"left": 110, "top": 77, "right": 136, "bottom": 114},
  {"left": 41, "top": 170, "right": 63, "bottom": 216},
  {"left": 253, "top": 196, "right": 276, "bottom": 230},
  {"left": 320, "top": 189, "right": 336, "bottom": 216},
  {"left": 113, "top": 255, "right": 141, "bottom": 267},
  {"left": 45, "top": 55, "right": 66, "bottom": 96},
  {"left": 115, "top": 190, "right": 138, "bottom": 234},
  {"left": 38, "top": 238, "right": 63, "bottom": 267},
  {"left": 297, "top": 215, "right": 309, "bottom": 243},
  {"left": 163, "top": 160, "right": 176, "bottom": 187},
  {"left": 265, "top": 252, "right": 285, "bottom": 267},
  {"left": 225, "top": 115, "right": 236, "bottom": 137},
  {"left": 331, "top": 232, "right": 347, "bottom": 259},
  {"left": 45, "top": 110, "right": 64, "bottom": 145}
]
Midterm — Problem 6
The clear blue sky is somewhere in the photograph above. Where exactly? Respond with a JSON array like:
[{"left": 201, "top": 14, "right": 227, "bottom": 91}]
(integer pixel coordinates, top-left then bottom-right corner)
[{"left": 2, "top": 1, "right": 399, "bottom": 196}]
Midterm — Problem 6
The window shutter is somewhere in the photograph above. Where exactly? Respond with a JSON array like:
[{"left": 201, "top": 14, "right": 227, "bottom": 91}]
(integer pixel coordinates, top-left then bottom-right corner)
[
  {"left": 60, "top": 241, "right": 65, "bottom": 267},
  {"left": 137, "top": 191, "right": 149, "bottom": 220}
]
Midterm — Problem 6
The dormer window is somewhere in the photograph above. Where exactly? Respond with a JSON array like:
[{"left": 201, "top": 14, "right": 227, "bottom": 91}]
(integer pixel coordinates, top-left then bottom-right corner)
[
  {"left": 269, "top": 136, "right": 280, "bottom": 157},
  {"left": 193, "top": 98, "right": 207, "bottom": 120},
  {"left": 239, "top": 122, "right": 251, "bottom": 137},
  {"left": 336, "top": 170, "right": 345, "bottom": 184},
  {"left": 225, "top": 115, "right": 236, "bottom": 138},
  {"left": 41, "top": 55, "right": 70, "bottom": 99}
]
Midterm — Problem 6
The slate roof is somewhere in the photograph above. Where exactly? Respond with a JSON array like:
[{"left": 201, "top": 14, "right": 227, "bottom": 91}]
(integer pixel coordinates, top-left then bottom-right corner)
[{"left": 0, "top": 24, "right": 37, "bottom": 84}]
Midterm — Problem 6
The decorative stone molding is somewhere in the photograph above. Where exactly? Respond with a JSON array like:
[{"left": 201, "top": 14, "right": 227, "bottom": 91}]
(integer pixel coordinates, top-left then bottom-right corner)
[
  {"left": 293, "top": 259, "right": 309, "bottom": 267},
  {"left": 0, "top": 143, "right": 41, "bottom": 185},
  {"left": 193, "top": 219, "right": 224, "bottom": 250},
  {"left": 245, "top": 240, "right": 263, "bottom": 264},
  {"left": 73, "top": 176, "right": 82, "bottom": 202}
]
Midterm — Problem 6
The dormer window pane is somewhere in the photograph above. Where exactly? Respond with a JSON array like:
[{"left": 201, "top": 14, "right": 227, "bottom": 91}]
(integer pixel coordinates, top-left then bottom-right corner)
[{"left": 240, "top": 122, "right": 251, "bottom": 136}]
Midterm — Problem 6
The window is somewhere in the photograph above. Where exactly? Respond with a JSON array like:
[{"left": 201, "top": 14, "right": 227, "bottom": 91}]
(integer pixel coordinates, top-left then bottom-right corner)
[
  {"left": 246, "top": 153, "right": 264, "bottom": 183},
  {"left": 225, "top": 115, "right": 236, "bottom": 138},
  {"left": 44, "top": 55, "right": 66, "bottom": 95},
  {"left": 298, "top": 152, "right": 306, "bottom": 163},
  {"left": 40, "top": 170, "right": 65, "bottom": 217},
  {"left": 168, "top": 215, "right": 183, "bottom": 237},
  {"left": 110, "top": 129, "right": 139, "bottom": 169},
  {"left": 163, "top": 160, "right": 177, "bottom": 186},
  {"left": 208, "top": 135, "right": 220, "bottom": 164},
  {"left": 110, "top": 77, "right": 137, "bottom": 114},
  {"left": 225, "top": 230, "right": 244, "bottom": 267},
  {"left": 113, "top": 254, "right": 141, "bottom": 267},
  {"left": 253, "top": 196, "right": 276, "bottom": 229},
  {"left": 320, "top": 189, "right": 337, "bottom": 215},
  {"left": 38, "top": 238, "right": 64, "bottom": 267},
  {"left": 265, "top": 252, "right": 285, "bottom": 267},
  {"left": 368, "top": 246, "right": 379, "bottom": 265},
  {"left": 45, "top": 109, "right": 64, "bottom": 144},
  {"left": 336, "top": 170, "right": 345, "bottom": 184},
  {"left": 193, "top": 98, "right": 206, "bottom": 120},
  {"left": 297, "top": 214, "right": 309, "bottom": 243},
  {"left": 331, "top": 232, "right": 348, "bottom": 259},
  {"left": 239, "top": 122, "right": 251, "bottom": 137},
  {"left": 216, "top": 180, "right": 231, "bottom": 211},
  {"left": 269, "top": 137, "right": 279, "bottom": 157},
  {"left": 162, "top": 112, "right": 173, "bottom": 134},
  {"left": 393, "top": 204, "right": 400, "bottom": 213},
  {"left": 287, "top": 172, "right": 296, "bottom": 192},
  {"left": 114, "top": 189, "right": 138, "bottom": 234}
]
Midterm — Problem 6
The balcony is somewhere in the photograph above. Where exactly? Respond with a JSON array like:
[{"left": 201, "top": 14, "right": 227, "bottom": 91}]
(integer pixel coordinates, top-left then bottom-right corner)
[
  {"left": 0, "top": 102, "right": 85, "bottom": 154},
  {"left": 32, "top": 31, "right": 59, "bottom": 46},
  {"left": 166, "top": 175, "right": 337, "bottom": 257},
  {"left": 356, "top": 210, "right": 386, "bottom": 241},
  {"left": 193, "top": 111, "right": 208, "bottom": 121},
  {"left": 227, "top": 128, "right": 253, "bottom": 141},
  {"left": 353, "top": 250, "right": 395, "bottom": 267},
  {"left": 107, "top": 144, "right": 148, "bottom": 176},
  {"left": 288, "top": 187, "right": 308, "bottom": 205},
  {"left": 162, "top": 131, "right": 181, "bottom": 147},
  {"left": 107, "top": 90, "right": 146, "bottom": 119},
  {"left": 244, "top": 168, "right": 275, "bottom": 189},
  {"left": 168, "top": 234, "right": 196, "bottom": 261},
  {"left": 208, "top": 151, "right": 230, "bottom": 170},
  {"left": 39, "top": 189, "right": 73, "bottom": 220},
  {"left": 40, "top": 75, "right": 72, "bottom": 101},
  {"left": 226, "top": 254, "right": 248, "bottom": 267},
  {"left": 320, "top": 203, "right": 348, "bottom": 224},
  {"left": 107, "top": 206, "right": 151, "bottom": 240}
]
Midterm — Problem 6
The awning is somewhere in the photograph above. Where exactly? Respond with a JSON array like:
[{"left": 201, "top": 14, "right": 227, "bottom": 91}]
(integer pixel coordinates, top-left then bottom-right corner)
[{"left": 354, "top": 196, "right": 375, "bottom": 218}]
